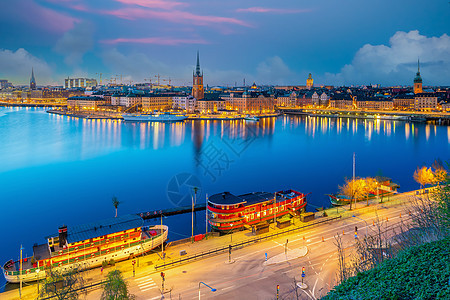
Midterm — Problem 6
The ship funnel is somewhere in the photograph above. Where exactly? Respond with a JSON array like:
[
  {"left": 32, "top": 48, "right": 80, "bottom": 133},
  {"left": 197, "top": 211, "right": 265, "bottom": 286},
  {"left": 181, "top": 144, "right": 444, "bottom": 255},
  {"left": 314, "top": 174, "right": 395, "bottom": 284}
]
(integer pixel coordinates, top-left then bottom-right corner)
[{"left": 58, "top": 225, "right": 68, "bottom": 247}]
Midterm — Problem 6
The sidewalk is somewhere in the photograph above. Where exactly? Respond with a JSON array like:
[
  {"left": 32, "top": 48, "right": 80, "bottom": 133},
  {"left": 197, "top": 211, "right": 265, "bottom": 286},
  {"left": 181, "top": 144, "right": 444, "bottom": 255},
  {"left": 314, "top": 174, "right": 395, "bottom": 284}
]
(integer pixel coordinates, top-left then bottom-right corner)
[{"left": 1, "top": 189, "right": 417, "bottom": 300}]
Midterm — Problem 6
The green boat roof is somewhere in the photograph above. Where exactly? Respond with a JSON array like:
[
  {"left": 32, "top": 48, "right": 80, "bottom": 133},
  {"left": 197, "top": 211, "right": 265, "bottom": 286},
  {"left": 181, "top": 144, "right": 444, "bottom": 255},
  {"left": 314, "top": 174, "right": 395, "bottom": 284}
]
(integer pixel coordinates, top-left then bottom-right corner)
[{"left": 64, "top": 214, "right": 143, "bottom": 244}]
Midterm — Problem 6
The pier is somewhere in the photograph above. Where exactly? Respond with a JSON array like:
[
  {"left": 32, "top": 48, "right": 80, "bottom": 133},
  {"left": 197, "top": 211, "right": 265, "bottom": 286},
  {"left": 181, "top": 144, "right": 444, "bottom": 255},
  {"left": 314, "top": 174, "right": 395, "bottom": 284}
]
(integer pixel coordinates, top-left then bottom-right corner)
[{"left": 137, "top": 203, "right": 207, "bottom": 220}]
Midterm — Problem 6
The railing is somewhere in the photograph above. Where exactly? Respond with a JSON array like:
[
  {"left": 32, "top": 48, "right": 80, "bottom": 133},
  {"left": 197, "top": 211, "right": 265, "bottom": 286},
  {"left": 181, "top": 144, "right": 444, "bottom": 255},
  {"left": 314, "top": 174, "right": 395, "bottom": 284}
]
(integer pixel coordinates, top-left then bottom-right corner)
[{"left": 154, "top": 215, "right": 341, "bottom": 270}]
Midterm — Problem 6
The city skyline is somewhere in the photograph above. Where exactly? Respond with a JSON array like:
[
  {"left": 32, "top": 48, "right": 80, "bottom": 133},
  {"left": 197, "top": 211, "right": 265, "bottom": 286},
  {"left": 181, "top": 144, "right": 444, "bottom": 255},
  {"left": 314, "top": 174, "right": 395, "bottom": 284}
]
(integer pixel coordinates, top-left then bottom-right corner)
[{"left": 0, "top": 0, "right": 449, "bottom": 86}]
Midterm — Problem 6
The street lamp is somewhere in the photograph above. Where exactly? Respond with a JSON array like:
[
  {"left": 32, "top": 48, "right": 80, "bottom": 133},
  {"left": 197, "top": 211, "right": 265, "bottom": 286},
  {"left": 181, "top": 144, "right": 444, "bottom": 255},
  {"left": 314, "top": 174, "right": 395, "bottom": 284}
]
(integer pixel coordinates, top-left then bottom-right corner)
[
  {"left": 352, "top": 215, "right": 368, "bottom": 236},
  {"left": 198, "top": 281, "right": 216, "bottom": 300},
  {"left": 35, "top": 269, "right": 40, "bottom": 295}
]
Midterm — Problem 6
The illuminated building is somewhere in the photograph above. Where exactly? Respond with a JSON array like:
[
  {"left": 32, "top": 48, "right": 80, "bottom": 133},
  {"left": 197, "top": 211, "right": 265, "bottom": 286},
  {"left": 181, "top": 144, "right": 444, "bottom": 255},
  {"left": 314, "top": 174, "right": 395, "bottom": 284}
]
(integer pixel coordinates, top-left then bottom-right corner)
[
  {"left": 413, "top": 59, "right": 423, "bottom": 94},
  {"left": 192, "top": 51, "right": 204, "bottom": 100},
  {"left": 67, "top": 96, "right": 106, "bottom": 110},
  {"left": 414, "top": 93, "right": 438, "bottom": 111},
  {"left": 306, "top": 73, "right": 313, "bottom": 89}
]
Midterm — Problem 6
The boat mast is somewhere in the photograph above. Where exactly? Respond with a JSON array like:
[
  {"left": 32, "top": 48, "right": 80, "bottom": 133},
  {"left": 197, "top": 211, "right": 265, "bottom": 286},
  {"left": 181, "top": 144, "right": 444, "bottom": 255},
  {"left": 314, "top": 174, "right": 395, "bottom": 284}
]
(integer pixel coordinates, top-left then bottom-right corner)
[{"left": 19, "top": 245, "right": 23, "bottom": 299}]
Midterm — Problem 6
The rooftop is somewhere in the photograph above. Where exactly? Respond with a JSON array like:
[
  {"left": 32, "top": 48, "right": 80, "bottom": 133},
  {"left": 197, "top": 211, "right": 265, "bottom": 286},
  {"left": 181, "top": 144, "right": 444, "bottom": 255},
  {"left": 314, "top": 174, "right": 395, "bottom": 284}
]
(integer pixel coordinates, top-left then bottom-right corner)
[{"left": 55, "top": 214, "right": 144, "bottom": 244}]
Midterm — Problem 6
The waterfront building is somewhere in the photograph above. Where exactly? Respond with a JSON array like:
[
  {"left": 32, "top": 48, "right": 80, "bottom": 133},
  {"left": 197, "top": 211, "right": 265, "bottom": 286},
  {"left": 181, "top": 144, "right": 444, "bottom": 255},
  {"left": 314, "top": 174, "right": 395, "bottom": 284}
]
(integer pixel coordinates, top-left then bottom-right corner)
[
  {"left": 393, "top": 94, "right": 415, "bottom": 110},
  {"left": 296, "top": 91, "right": 314, "bottom": 107},
  {"left": 30, "top": 68, "right": 36, "bottom": 90},
  {"left": 67, "top": 96, "right": 106, "bottom": 110},
  {"left": 441, "top": 101, "right": 450, "bottom": 112},
  {"left": 306, "top": 73, "right": 313, "bottom": 89},
  {"left": 192, "top": 51, "right": 204, "bottom": 100},
  {"left": 141, "top": 94, "right": 173, "bottom": 111},
  {"left": 225, "top": 91, "right": 274, "bottom": 113},
  {"left": 120, "top": 93, "right": 142, "bottom": 107},
  {"left": 312, "top": 91, "right": 330, "bottom": 107},
  {"left": 330, "top": 93, "right": 353, "bottom": 109},
  {"left": 172, "top": 95, "right": 196, "bottom": 112},
  {"left": 414, "top": 92, "right": 438, "bottom": 110},
  {"left": 413, "top": 60, "right": 423, "bottom": 94},
  {"left": 355, "top": 97, "right": 394, "bottom": 110},
  {"left": 197, "top": 99, "right": 226, "bottom": 113},
  {"left": 64, "top": 77, "right": 98, "bottom": 89},
  {"left": 275, "top": 91, "right": 297, "bottom": 107}
]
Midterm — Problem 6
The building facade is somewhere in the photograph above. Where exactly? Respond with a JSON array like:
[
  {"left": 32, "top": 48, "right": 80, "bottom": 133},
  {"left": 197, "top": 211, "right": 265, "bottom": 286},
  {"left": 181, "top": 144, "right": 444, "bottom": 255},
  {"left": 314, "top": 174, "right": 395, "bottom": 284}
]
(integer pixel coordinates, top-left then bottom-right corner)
[
  {"left": 393, "top": 94, "right": 415, "bottom": 110},
  {"left": 225, "top": 92, "right": 274, "bottom": 113},
  {"left": 172, "top": 95, "right": 196, "bottom": 112},
  {"left": 67, "top": 96, "right": 106, "bottom": 110},
  {"left": 356, "top": 97, "right": 394, "bottom": 110},
  {"left": 64, "top": 78, "right": 98, "bottom": 89},
  {"left": 141, "top": 94, "right": 173, "bottom": 111},
  {"left": 414, "top": 93, "right": 438, "bottom": 110}
]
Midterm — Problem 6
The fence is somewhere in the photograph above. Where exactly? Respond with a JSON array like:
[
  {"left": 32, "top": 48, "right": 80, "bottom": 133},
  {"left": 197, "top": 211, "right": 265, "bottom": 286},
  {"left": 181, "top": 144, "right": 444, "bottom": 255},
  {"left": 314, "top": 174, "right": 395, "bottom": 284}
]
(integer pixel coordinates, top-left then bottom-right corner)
[{"left": 154, "top": 215, "right": 341, "bottom": 270}]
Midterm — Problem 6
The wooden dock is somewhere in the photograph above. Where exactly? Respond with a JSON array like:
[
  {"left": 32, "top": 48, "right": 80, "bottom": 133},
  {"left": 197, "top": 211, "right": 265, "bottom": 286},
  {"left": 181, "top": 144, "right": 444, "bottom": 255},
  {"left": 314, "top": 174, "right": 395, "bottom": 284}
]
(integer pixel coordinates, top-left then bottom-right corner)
[{"left": 137, "top": 203, "right": 207, "bottom": 220}]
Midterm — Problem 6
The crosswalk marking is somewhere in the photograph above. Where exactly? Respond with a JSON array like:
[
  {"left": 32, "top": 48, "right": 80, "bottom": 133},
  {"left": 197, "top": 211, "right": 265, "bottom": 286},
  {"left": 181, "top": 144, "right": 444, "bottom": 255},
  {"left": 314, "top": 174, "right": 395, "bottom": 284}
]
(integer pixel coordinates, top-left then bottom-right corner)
[
  {"left": 141, "top": 286, "right": 157, "bottom": 292},
  {"left": 136, "top": 275, "right": 154, "bottom": 283},
  {"left": 139, "top": 282, "right": 156, "bottom": 289}
]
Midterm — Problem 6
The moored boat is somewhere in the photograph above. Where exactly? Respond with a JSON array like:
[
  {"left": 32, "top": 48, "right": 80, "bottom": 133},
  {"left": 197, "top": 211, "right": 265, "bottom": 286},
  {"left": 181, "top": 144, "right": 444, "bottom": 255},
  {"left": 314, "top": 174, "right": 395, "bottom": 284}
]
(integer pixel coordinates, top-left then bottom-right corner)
[
  {"left": 2, "top": 214, "right": 168, "bottom": 283},
  {"left": 207, "top": 189, "right": 307, "bottom": 232},
  {"left": 244, "top": 115, "right": 260, "bottom": 121},
  {"left": 328, "top": 177, "right": 400, "bottom": 206},
  {"left": 122, "top": 112, "right": 188, "bottom": 122}
]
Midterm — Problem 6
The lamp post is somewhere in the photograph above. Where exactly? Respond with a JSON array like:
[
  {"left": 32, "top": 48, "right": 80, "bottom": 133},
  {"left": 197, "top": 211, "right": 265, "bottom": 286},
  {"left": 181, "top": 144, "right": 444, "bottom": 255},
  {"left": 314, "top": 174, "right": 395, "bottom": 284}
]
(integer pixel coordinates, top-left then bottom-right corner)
[
  {"left": 35, "top": 268, "right": 40, "bottom": 296},
  {"left": 198, "top": 281, "right": 216, "bottom": 300},
  {"left": 352, "top": 215, "right": 368, "bottom": 236}
]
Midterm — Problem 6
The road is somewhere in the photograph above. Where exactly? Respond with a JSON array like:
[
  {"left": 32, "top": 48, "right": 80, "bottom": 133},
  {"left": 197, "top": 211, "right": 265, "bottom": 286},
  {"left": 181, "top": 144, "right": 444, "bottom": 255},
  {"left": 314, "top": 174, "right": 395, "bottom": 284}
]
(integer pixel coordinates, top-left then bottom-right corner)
[
  {"left": 97, "top": 198, "right": 412, "bottom": 299},
  {"left": 3, "top": 192, "right": 418, "bottom": 300}
]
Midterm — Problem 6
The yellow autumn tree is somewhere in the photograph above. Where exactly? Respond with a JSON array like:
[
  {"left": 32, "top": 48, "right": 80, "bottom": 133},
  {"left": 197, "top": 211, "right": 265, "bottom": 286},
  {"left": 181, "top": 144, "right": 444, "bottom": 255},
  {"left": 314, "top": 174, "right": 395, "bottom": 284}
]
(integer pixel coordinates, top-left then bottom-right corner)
[
  {"left": 339, "top": 177, "right": 378, "bottom": 209},
  {"left": 413, "top": 166, "right": 435, "bottom": 190}
]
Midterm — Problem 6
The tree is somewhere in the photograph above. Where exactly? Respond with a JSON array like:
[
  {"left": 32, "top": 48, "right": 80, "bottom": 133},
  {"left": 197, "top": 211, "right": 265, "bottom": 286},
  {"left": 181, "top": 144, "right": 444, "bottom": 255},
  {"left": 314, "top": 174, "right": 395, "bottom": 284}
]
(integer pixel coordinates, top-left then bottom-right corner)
[
  {"left": 39, "top": 266, "right": 85, "bottom": 300},
  {"left": 101, "top": 270, "right": 135, "bottom": 300},
  {"left": 112, "top": 196, "right": 120, "bottom": 218},
  {"left": 339, "top": 177, "right": 377, "bottom": 209},
  {"left": 432, "top": 159, "right": 448, "bottom": 185},
  {"left": 413, "top": 166, "right": 434, "bottom": 190}
]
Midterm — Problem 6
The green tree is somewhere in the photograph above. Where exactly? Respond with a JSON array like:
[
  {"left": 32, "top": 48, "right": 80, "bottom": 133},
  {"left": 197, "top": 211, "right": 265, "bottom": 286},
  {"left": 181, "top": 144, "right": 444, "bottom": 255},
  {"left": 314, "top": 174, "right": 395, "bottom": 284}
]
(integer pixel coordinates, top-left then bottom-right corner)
[
  {"left": 112, "top": 196, "right": 120, "bottom": 218},
  {"left": 39, "top": 266, "right": 85, "bottom": 300},
  {"left": 101, "top": 270, "right": 135, "bottom": 300}
]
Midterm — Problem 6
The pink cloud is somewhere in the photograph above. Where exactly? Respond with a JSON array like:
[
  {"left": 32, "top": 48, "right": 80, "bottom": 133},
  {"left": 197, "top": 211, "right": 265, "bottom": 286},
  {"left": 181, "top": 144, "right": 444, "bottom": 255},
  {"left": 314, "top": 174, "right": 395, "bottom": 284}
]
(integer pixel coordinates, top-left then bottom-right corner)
[
  {"left": 102, "top": 8, "right": 251, "bottom": 27},
  {"left": 236, "top": 7, "right": 311, "bottom": 14},
  {"left": 18, "top": 0, "right": 79, "bottom": 33},
  {"left": 101, "top": 37, "right": 208, "bottom": 45},
  {"left": 115, "top": 0, "right": 187, "bottom": 10}
]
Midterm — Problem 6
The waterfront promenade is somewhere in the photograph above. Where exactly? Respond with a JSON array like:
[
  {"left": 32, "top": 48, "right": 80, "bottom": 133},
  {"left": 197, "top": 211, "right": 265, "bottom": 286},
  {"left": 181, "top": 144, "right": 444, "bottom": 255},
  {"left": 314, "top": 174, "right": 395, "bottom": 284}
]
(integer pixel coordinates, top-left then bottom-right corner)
[{"left": 1, "top": 189, "right": 421, "bottom": 299}]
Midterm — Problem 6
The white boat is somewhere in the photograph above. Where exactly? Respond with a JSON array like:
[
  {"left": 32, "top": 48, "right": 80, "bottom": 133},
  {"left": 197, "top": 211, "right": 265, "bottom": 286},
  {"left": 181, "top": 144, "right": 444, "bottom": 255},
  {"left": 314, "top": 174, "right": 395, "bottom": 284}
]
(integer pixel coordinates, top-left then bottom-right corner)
[
  {"left": 244, "top": 115, "right": 260, "bottom": 121},
  {"left": 122, "top": 112, "right": 188, "bottom": 122},
  {"left": 2, "top": 215, "right": 168, "bottom": 283}
]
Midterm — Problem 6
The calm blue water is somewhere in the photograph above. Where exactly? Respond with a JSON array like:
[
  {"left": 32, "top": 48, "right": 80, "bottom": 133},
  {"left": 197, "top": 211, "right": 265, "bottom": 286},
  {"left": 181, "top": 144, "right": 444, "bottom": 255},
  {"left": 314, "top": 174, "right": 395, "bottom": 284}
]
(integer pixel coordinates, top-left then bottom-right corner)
[{"left": 1, "top": 107, "right": 449, "bottom": 290}]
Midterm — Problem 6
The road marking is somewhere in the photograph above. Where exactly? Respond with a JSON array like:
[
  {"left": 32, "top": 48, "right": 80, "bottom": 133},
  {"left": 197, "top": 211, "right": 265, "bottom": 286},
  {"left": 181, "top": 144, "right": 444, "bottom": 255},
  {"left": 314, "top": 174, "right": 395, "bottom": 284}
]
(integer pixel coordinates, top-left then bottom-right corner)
[
  {"left": 312, "top": 277, "right": 319, "bottom": 297},
  {"left": 221, "top": 285, "right": 235, "bottom": 291},
  {"left": 147, "top": 296, "right": 161, "bottom": 300},
  {"left": 136, "top": 275, "right": 154, "bottom": 283},
  {"left": 141, "top": 286, "right": 157, "bottom": 292},
  {"left": 137, "top": 278, "right": 154, "bottom": 285},
  {"left": 139, "top": 282, "right": 156, "bottom": 288},
  {"left": 257, "top": 276, "right": 268, "bottom": 281}
]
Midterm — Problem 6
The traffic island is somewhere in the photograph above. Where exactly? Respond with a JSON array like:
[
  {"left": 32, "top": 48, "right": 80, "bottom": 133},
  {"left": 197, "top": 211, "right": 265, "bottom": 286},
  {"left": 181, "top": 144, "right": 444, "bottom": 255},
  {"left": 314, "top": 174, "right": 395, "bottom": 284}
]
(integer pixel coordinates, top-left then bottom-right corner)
[{"left": 263, "top": 246, "right": 308, "bottom": 266}]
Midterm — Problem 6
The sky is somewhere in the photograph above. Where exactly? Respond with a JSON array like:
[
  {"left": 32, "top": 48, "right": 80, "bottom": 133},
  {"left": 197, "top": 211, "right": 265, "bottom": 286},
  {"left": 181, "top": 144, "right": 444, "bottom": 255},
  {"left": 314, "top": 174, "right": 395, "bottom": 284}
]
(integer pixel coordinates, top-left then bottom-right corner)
[{"left": 0, "top": 0, "right": 449, "bottom": 87}]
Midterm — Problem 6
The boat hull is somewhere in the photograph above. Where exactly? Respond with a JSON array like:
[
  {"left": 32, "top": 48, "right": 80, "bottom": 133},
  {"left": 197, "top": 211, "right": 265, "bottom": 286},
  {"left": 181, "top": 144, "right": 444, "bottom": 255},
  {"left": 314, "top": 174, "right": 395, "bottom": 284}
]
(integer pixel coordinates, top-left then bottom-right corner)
[{"left": 2, "top": 225, "right": 168, "bottom": 283}]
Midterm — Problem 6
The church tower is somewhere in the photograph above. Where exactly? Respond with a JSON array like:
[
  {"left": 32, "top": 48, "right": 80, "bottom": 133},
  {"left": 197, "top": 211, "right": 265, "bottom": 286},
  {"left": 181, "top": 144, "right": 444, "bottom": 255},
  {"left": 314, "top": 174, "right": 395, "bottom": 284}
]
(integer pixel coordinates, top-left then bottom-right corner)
[
  {"left": 192, "top": 51, "right": 204, "bottom": 100},
  {"left": 30, "top": 68, "right": 36, "bottom": 90},
  {"left": 306, "top": 73, "right": 313, "bottom": 89},
  {"left": 413, "top": 59, "right": 422, "bottom": 94}
]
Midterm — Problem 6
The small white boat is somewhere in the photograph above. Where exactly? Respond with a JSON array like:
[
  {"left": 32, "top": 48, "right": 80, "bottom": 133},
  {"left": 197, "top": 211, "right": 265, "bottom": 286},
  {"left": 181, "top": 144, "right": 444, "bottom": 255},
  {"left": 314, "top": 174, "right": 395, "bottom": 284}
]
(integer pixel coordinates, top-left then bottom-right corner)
[
  {"left": 122, "top": 112, "right": 188, "bottom": 122},
  {"left": 244, "top": 115, "right": 260, "bottom": 121}
]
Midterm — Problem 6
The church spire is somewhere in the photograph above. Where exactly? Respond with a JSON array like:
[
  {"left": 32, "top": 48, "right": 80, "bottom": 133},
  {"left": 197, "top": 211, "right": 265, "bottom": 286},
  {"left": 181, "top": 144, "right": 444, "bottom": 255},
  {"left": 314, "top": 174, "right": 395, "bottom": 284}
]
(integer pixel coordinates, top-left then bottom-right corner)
[
  {"left": 30, "top": 67, "right": 36, "bottom": 90},
  {"left": 195, "top": 51, "right": 201, "bottom": 76},
  {"left": 417, "top": 58, "right": 420, "bottom": 73}
]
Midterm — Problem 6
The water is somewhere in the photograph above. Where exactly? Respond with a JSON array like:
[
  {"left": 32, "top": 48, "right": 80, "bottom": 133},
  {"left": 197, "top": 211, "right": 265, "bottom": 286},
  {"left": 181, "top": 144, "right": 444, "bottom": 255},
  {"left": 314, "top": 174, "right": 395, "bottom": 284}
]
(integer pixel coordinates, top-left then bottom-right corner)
[{"left": 1, "top": 107, "right": 449, "bottom": 290}]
